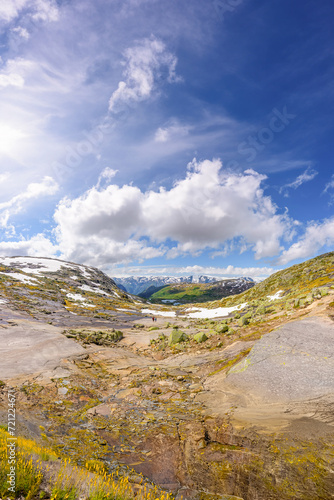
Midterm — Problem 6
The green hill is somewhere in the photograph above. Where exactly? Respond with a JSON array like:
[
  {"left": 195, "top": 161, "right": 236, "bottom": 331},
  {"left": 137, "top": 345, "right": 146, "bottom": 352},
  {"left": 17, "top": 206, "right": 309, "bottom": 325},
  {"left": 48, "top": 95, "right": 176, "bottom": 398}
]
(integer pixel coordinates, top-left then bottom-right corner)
[
  {"left": 149, "top": 278, "right": 254, "bottom": 304},
  {"left": 217, "top": 251, "right": 334, "bottom": 309}
]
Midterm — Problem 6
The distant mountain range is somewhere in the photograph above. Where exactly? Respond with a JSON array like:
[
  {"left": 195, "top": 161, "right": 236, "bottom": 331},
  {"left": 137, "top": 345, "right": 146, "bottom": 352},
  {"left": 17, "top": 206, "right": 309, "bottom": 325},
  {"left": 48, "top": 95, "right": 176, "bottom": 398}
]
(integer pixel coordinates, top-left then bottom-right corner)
[{"left": 113, "top": 275, "right": 255, "bottom": 295}]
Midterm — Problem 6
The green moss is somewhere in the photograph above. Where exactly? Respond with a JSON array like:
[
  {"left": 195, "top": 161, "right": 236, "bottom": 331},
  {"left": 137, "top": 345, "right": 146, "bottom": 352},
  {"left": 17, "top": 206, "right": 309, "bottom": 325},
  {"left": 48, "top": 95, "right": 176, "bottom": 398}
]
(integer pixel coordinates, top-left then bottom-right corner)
[
  {"left": 194, "top": 332, "right": 208, "bottom": 343},
  {"left": 209, "top": 348, "right": 252, "bottom": 376}
]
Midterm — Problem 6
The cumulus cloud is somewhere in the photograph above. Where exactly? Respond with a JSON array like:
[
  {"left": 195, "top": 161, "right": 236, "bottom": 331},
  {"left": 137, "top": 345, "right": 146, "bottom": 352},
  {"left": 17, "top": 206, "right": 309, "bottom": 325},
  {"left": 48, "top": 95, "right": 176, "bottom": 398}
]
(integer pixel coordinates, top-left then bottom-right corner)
[
  {"left": 280, "top": 166, "right": 318, "bottom": 196},
  {"left": 1, "top": 161, "right": 330, "bottom": 269},
  {"left": 108, "top": 37, "right": 180, "bottom": 112},
  {"left": 277, "top": 217, "right": 334, "bottom": 265},
  {"left": 53, "top": 159, "right": 293, "bottom": 267},
  {"left": 0, "top": 233, "right": 57, "bottom": 257},
  {"left": 142, "top": 160, "right": 290, "bottom": 259},
  {"left": 0, "top": 176, "right": 59, "bottom": 229}
]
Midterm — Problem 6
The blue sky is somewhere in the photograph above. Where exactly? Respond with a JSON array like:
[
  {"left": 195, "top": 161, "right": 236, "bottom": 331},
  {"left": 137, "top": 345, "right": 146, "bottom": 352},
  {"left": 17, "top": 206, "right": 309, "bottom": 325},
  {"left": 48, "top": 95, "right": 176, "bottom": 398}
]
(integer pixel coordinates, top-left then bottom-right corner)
[{"left": 0, "top": 0, "right": 333, "bottom": 278}]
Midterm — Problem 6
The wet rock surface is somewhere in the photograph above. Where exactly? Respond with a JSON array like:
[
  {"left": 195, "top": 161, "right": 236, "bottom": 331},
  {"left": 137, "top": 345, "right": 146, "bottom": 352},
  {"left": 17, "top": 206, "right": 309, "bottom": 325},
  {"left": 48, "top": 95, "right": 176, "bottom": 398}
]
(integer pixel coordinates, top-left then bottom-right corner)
[{"left": 226, "top": 317, "right": 334, "bottom": 402}]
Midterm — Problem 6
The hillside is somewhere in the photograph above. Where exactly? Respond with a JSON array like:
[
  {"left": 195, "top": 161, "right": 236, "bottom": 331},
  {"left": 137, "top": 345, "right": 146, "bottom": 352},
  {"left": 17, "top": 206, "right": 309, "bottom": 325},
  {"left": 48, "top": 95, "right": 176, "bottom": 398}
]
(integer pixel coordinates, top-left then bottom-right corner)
[
  {"left": 0, "top": 256, "right": 144, "bottom": 326},
  {"left": 147, "top": 277, "right": 254, "bottom": 304},
  {"left": 0, "top": 253, "right": 333, "bottom": 500},
  {"left": 217, "top": 250, "right": 334, "bottom": 309}
]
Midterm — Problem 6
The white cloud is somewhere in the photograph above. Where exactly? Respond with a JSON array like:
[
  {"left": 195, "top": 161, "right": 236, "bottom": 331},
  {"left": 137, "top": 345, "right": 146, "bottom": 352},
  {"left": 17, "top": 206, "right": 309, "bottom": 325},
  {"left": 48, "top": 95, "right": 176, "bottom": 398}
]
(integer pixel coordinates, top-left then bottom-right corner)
[
  {"left": 154, "top": 122, "right": 191, "bottom": 143},
  {"left": 11, "top": 26, "right": 30, "bottom": 39},
  {"left": 0, "top": 0, "right": 58, "bottom": 23},
  {"left": 0, "top": 58, "right": 37, "bottom": 88},
  {"left": 52, "top": 159, "right": 292, "bottom": 267},
  {"left": 0, "top": 0, "right": 29, "bottom": 22},
  {"left": 277, "top": 217, "right": 334, "bottom": 265},
  {"left": 142, "top": 160, "right": 290, "bottom": 259},
  {"left": 0, "top": 176, "right": 59, "bottom": 228},
  {"left": 108, "top": 37, "right": 180, "bottom": 112},
  {"left": 155, "top": 127, "right": 169, "bottom": 142},
  {"left": 97, "top": 167, "right": 118, "bottom": 187},
  {"left": 323, "top": 174, "right": 334, "bottom": 195},
  {"left": 30, "top": 0, "right": 59, "bottom": 22},
  {"left": 0, "top": 233, "right": 57, "bottom": 257},
  {"left": 280, "top": 166, "right": 318, "bottom": 196},
  {"left": 0, "top": 173, "right": 10, "bottom": 184}
]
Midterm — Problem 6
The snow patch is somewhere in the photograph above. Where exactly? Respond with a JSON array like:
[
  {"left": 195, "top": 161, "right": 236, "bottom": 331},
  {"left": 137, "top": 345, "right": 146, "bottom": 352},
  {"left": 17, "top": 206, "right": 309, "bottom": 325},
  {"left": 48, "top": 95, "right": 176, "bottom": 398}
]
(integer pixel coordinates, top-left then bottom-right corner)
[
  {"left": 185, "top": 303, "right": 247, "bottom": 319},
  {"left": 0, "top": 272, "right": 40, "bottom": 285},
  {"left": 79, "top": 284, "right": 112, "bottom": 297},
  {"left": 142, "top": 308, "right": 176, "bottom": 317},
  {"left": 0, "top": 257, "right": 64, "bottom": 274},
  {"left": 267, "top": 290, "right": 284, "bottom": 301},
  {"left": 66, "top": 293, "right": 86, "bottom": 302},
  {"left": 0, "top": 257, "right": 93, "bottom": 279}
]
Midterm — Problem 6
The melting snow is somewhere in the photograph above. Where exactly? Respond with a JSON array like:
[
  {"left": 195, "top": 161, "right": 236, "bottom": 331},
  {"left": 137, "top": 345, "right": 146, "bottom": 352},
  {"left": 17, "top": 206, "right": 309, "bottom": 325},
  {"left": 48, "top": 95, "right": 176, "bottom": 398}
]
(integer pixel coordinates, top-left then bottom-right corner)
[
  {"left": 79, "top": 284, "right": 111, "bottom": 296},
  {"left": 66, "top": 293, "right": 86, "bottom": 302},
  {"left": 267, "top": 290, "right": 284, "bottom": 301},
  {"left": 142, "top": 302, "right": 248, "bottom": 319},
  {"left": 0, "top": 272, "right": 40, "bottom": 285},
  {"left": 185, "top": 303, "right": 247, "bottom": 319},
  {"left": 0, "top": 257, "right": 94, "bottom": 279},
  {"left": 0, "top": 257, "right": 64, "bottom": 274},
  {"left": 142, "top": 308, "right": 176, "bottom": 317}
]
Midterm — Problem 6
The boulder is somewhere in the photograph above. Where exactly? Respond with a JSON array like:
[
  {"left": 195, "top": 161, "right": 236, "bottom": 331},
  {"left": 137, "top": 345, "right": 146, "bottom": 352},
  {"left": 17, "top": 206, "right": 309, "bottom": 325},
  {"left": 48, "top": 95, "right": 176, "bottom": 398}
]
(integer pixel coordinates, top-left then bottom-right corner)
[
  {"left": 217, "top": 324, "right": 229, "bottom": 334},
  {"left": 194, "top": 332, "right": 208, "bottom": 343},
  {"left": 169, "top": 330, "right": 188, "bottom": 345}
]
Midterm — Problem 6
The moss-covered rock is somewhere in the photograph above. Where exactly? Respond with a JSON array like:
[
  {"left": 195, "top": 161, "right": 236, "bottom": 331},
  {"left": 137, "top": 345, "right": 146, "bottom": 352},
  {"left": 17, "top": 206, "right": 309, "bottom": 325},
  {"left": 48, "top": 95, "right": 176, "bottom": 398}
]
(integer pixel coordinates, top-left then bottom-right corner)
[
  {"left": 239, "top": 316, "right": 249, "bottom": 327},
  {"left": 216, "top": 324, "right": 229, "bottom": 334},
  {"left": 64, "top": 328, "right": 123, "bottom": 345},
  {"left": 168, "top": 329, "right": 188, "bottom": 345},
  {"left": 194, "top": 332, "right": 208, "bottom": 343}
]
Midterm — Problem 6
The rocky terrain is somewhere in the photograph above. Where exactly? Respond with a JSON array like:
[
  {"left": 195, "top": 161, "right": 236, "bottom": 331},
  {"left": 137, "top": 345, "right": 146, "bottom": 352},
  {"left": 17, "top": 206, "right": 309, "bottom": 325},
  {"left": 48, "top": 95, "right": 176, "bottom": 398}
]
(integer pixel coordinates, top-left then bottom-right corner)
[{"left": 0, "top": 253, "right": 334, "bottom": 499}]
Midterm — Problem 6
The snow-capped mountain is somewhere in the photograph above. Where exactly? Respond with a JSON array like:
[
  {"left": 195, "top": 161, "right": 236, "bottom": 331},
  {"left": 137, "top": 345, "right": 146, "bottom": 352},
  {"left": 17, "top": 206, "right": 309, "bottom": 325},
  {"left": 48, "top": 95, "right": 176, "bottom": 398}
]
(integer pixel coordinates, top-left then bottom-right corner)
[{"left": 113, "top": 275, "right": 255, "bottom": 295}]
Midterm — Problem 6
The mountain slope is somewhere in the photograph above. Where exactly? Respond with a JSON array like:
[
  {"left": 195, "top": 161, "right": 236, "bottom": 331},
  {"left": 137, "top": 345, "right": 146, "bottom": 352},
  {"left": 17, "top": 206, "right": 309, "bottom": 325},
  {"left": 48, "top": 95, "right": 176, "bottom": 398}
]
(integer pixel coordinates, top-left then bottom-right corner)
[
  {"left": 216, "top": 251, "right": 334, "bottom": 310},
  {"left": 0, "top": 256, "right": 142, "bottom": 325},
  {"left": 148, "top": 277, "right": 255, "bottom": 303}
]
